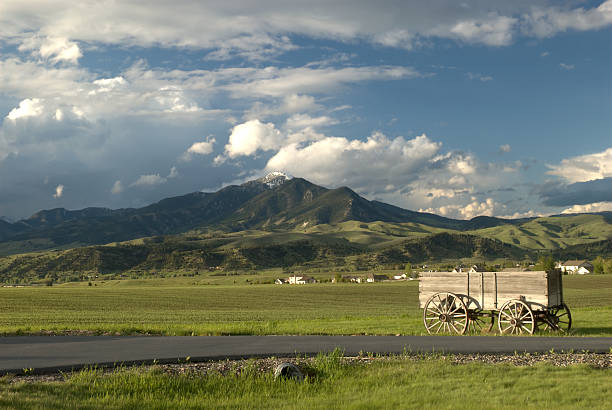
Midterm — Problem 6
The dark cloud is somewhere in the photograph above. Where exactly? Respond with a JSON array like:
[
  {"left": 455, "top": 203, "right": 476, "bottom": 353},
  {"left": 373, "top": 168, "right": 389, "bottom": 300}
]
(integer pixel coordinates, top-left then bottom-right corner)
[{"left": 539, "top": 177, "right": 612, "bottom": 207}]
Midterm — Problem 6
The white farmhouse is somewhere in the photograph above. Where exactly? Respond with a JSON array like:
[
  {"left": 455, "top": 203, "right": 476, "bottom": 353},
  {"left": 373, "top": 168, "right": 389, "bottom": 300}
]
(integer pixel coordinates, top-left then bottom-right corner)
[
  {"left": 288, "top": 275, "right": 316, "bottom": 284},
  {"left": 559, "top": 260, "right": 593, "bottom": 275},
  {"left": 452, "top": 264, "right": 485, "bottom": 273},
  {"left": 366, "top": 274, "right": 388, "bottom": 283}
]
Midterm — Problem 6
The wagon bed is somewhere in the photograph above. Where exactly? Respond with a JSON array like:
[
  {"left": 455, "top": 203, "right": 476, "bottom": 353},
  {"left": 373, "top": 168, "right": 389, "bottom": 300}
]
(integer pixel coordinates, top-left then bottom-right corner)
[{"left": 418, "top": 270, "right": 571, "bottom": 335}]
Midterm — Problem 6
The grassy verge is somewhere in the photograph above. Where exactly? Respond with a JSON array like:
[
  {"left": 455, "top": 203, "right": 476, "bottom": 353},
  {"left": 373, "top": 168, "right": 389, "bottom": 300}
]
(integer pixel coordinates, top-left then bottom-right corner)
[
  {"left": 0, "top": 275, "right": 610, "bottom": 337},
  {"left": 1, "top": 354, "right": 610, "bottom": 409}
]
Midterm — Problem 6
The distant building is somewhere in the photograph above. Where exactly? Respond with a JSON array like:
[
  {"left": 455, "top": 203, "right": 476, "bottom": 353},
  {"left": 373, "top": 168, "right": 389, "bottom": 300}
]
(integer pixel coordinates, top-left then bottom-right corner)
[
  {"left": 392, "top": 273, "right": 407, "bottom": 280},
  {"left": 288, "top": 275, "right": 316, "bottom": 284},
  {"left": 275, "top": 278, "right": 288, "bottom": 285},
  {"left": 452, "top": 264, "right": 485, "bottom": 273},
  {"left": 366, "top": 274, "right": 388, "bottom": 283},
  {"left": 559, "top": 260, "right": 593, "bottom": 275}
]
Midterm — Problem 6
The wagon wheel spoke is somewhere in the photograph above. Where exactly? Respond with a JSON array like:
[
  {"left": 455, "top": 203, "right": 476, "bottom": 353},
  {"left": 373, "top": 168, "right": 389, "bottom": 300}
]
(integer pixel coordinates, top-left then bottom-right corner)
[
  {"left": 516, "top": 304, "right": 523, "bottom": 318},
  {"left": 449, "top": 305, "right": 462, "bottom": 315},
  {"left": 428, "top": 305, "right": 443, "bottom": 315},
  {"left": 434, "top": 321, "right": 444, "bottom": 333},
  {"left": 426, "top": 319, "right": 441, "bottom": 333},
  {"left": 468, "top": 310, "right": 493, "bottom": 334},
  {"left": 471, "top": 320, "right": 483, "bottom": 332}
]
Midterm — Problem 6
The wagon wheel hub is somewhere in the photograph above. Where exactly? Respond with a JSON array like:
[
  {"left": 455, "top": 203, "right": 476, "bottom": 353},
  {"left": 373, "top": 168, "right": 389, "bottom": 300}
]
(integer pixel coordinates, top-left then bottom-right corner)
[
  {"left": 510, "top": 318, "right": 519, "bottom": 326},
  {"left": 439, "top": 314, "right": 449, "bottom": 322}
]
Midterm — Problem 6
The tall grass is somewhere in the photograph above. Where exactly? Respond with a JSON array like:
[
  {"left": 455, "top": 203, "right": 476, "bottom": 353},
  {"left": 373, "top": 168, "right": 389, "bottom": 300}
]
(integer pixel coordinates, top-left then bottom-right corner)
[{"left": 1, "top": 353, "right": 610, "bottom": 409}]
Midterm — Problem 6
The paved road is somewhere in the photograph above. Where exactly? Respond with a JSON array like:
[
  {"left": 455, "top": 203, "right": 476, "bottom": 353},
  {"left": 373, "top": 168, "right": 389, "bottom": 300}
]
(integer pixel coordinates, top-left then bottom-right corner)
[{"left": 1, "top": 335, "right": 611, "bottom": 374}]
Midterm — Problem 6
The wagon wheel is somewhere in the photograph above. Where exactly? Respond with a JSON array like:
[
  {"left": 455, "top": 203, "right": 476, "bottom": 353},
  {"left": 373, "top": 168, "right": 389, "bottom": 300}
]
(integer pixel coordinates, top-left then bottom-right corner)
[
  {"left": 498, "top": 300, "right": 535, "bottom": 335},
  {"left": 543, "top": 303, "right": 572, "bottom": 333},
  {"left": 423, "top": 292, "right": 469, "bottom": 334},
  {"left": 468, "top": 310, "right": 495, "bottom": 333}
]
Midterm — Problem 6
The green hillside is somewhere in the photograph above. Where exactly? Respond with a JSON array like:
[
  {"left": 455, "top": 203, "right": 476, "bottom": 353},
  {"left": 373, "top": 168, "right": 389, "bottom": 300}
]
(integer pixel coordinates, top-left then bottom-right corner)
[
  {"left": 1, "top": 210, "right": 611, "bottom": 284},
  {"left": 468, "top": 214, "right": 612, "bottom": 249},
  {"left": 0, "top": 231, "right": 523, "bottom": 284}
]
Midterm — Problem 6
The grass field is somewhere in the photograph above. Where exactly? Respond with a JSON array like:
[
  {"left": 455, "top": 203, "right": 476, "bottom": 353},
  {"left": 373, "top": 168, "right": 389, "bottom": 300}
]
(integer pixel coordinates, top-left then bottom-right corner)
[
  {"left": 0, "top": 274, "right": 610, "bottom": 337},
  {"left": 1, "top": 353, "right": 610, "bottom": 409}
]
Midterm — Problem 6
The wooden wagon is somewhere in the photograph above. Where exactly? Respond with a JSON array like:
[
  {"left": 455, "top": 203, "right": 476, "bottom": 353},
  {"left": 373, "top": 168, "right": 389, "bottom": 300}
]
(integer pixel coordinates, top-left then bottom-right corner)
[{"left": 418, "top": 271, "right": 572, "bottom": 335}]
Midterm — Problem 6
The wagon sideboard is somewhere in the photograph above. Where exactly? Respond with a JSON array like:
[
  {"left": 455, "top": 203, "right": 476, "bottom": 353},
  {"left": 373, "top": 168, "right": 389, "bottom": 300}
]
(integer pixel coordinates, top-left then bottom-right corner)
[{"left": 419, "top": 271, "right": 563, "bottom": 311}]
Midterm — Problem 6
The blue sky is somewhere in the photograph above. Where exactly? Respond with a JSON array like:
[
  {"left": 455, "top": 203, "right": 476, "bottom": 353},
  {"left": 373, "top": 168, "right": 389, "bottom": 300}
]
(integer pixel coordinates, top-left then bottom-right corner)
[{"left": 0, "top": 0, "right": 610, "bottom": 220}]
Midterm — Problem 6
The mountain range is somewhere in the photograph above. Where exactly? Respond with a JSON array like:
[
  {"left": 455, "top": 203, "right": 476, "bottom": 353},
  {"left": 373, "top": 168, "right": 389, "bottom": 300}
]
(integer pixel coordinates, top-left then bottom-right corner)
[{"left": 0, "top": 173, "right": 610, "bottom": 281}]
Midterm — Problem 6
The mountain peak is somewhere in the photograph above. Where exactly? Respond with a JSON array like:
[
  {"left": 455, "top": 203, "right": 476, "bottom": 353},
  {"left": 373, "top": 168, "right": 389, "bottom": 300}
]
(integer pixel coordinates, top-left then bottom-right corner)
[{"left": 257, "top": 171, "right": 291, "bottom": 188}]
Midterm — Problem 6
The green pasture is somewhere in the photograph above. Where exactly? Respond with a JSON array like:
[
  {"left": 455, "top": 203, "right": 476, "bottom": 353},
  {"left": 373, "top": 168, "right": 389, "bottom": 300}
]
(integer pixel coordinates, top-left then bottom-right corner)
[
  {"left": 1, "top": 353, "right": 610, "bottom": 409},
  {"left": 0, "top": 274, "right": 610, "bottom": 336}
]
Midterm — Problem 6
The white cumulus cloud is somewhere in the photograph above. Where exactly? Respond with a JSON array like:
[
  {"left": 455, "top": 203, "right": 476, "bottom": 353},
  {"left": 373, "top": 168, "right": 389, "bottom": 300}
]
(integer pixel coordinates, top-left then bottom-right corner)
[
  {"left": 168, "top": 166, "right": 179, "bottom": 178},
  {"left": 53, "top": 184, "right": 64, "bottom": 198},
  {"left": 111, "top": 180, "right": 124, "bottom": 194},
  {"left": 499, "top": 144, "right": 511, "bottom": 153},
  {"left": 420, "top": 197, "right": 501, "bottom": 220},
  {"left": 130, "top": 174, "right": 167, "bottom": 187},
  {"left": 19, "top": 37, "right": 82, "bottom": 65},
  {"left": 224, "top": 119, "right": 283, "bottom": 159},
  {"left": 524, "top": 0, "right": 612, "bottom": 38},
  {"left": 547, "top": 148, "right": 612, "bottom": 183},
  {"left": 186, "top": 139, "right": 216, "bottom": 156},
  {"left": 448, "top": 15, "right": 517, "bottom": 46},
  {"left": 285, "top": 114, "right": 337, "bottom": 130},
  {"left": 265, "top": 132, "right": 441, "bottom": 191},
  {"left": 1, "top": 1, "right": 611, "bottom": 63},
  {"left": 6, "top": 98, "right": 45, "bottom": 120},
  {"left": 561, "top": 201, "right": 612, "bottom": 214},
  {"left": 225, "top": 66, "right": 418, "bottom": 98}
]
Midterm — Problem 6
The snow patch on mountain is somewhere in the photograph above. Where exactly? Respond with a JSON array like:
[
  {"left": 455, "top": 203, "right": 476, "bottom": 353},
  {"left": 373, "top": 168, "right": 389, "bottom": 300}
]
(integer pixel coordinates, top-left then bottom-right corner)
[{"left": 258, "top": 171, "right": 291, "bottom": 188}]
